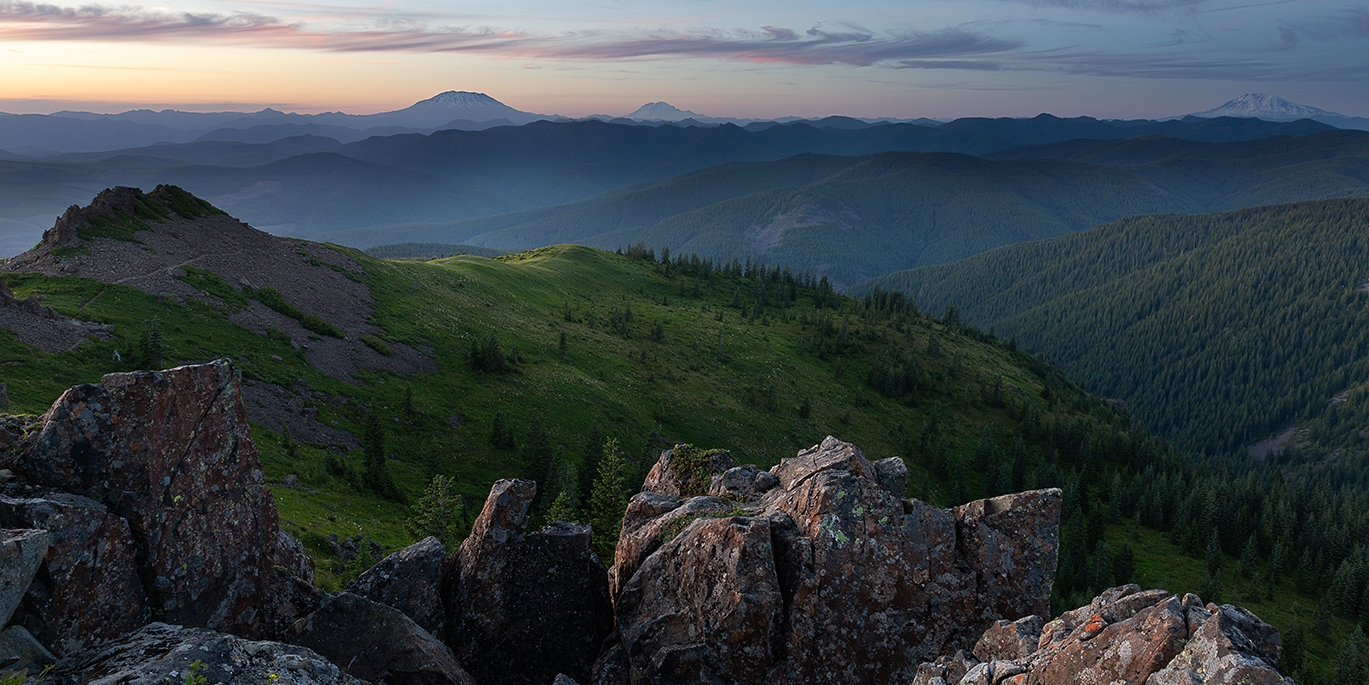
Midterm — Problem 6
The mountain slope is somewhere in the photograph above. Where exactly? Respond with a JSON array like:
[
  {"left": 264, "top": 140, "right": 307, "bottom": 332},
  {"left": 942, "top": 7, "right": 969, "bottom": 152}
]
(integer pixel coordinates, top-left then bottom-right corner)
[
  {"left": 0, "top": 186, "right": 1148, "bottom": 569},
  {"left": 0, "top": 118, "right": 1346, "bottom": 259},
  {"left": 853, "top": 198, "right": 1369, "bottom": 463}
]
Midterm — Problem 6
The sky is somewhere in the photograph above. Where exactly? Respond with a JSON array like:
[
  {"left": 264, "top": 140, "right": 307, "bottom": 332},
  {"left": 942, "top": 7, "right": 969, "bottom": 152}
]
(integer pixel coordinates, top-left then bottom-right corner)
[{"left": 1, "top": 0, "right": 1367, "bottom": 120}]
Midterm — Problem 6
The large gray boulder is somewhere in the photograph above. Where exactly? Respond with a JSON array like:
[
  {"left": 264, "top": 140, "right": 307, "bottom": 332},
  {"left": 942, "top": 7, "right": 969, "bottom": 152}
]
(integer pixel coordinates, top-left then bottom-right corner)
[
  {"left": 911, "top": 585, "right": 1293, "bottom": 685},
  {"left": 345, "top": 535, "right": 446, "bottom": 637},
  {"left": 0, "top": 528, "right": 48, "bottom": 627},
  {"left": 48, "top": 622, "right": 362, "bottom": 685},
  {"left": 290, "top": 591, "right": 474, "bottom": 685},
  {"left": 0, "top": 491, "right": 149, "bottom": 655},
  {"left": 15, "top": 361, "right": 280, "bottom": 638}
]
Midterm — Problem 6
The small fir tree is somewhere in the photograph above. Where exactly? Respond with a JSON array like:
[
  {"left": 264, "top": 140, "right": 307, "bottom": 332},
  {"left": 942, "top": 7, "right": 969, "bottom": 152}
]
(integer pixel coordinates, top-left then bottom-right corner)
[
  {"left": 588, "top": 438, "right": 629, "bottom": 559},
  {"left": 406, "top": 474, "right": 466, "bottom": 549}
]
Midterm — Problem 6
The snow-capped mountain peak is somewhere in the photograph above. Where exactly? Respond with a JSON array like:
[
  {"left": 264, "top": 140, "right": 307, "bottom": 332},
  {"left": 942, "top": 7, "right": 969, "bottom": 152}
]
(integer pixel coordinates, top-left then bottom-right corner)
[
  {"left": 375, "top": 91, "right": 543, "bottom": 128},
  {"left": 628, "top": 102, "right": 704, "bottom": 122},
  {"left": 1191, "top": 93, "right": 1339, "bottom": 121},
  {"left": 419, "top": 91, "right": 506, "bottom": 110}
]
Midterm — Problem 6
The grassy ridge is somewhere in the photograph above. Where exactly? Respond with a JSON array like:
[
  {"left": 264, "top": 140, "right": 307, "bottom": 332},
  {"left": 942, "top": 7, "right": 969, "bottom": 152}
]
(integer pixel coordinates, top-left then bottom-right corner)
[{"left": 2, "top": 242, "right": 1129, "bottom": 573}]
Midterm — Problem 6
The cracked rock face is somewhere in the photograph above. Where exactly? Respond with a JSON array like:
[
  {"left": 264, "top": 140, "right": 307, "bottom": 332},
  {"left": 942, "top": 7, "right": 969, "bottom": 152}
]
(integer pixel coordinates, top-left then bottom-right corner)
[
  {"left": 15, "top": 360, "right": 280, "bottom": 639},
  {"left": 605, "top": 436, "right": 1062, "bottom": 685}
]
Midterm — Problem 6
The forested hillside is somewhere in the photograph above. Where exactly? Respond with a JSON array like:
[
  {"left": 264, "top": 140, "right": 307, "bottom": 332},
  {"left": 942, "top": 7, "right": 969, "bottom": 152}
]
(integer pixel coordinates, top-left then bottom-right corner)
[
  {"left": 854, "top": 197, "right": 1369, "bottom": 682},
  {"left": 854, "top": 199, "right": 1369, "bottom": 466}
]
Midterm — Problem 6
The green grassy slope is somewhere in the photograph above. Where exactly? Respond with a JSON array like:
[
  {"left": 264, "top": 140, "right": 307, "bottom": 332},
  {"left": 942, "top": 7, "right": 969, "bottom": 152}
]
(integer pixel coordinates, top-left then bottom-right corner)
[{"left": 3, "top": 235, "right": 1148, "bottom": 591}]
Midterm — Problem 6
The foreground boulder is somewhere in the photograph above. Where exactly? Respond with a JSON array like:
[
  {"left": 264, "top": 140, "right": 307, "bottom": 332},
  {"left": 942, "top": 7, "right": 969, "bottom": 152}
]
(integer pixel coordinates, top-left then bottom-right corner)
[
  {"left": 49, "top": 622, "right": 363, "bottom": 685},
  {"left": 0, "top": 361, "right": 316, "bottom": 654},
  {"left": 603, "top": 437, "right": 1061, "bottom": 685},
  {"left": 911, "top": 584, "right": 1292, "bottom": 685},
  {"left": 346, "top": 535, "right": 447, "bottom": 637},
  {"left": 16, "top": 361, "right": 279, "bottom": 637},
  {"left": 0, "top": 529, "right": 48, "bottom": 628},
  {"left": 290, "top": 591, "right": 474, "bottom": 685},
  {"left": 443, "top": 479, "right": 614, "bottom": 685}
]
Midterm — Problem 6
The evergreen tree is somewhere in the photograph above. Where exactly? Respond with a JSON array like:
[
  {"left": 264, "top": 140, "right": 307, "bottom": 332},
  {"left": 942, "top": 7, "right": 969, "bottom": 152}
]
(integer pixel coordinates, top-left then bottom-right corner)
[
  {"left": 588, "top": 438, "right": 629, "bottom": 559},
  {"left": 280, "top": 422, "right": 299, "bottom": 461},
  {"left": 139, "top": 317, "right": 164, "bottom": 369},
  {"left": 1199, "top": 527, "right": 1223, "bottom": 604},
  {"left": 523, "top": 413, "right": 553, "bottom": 496},
  {"left": 1280, "top": 618, "right": 1306, "bottom": 675},
  {"left": 406, "top": 474, "right": 466, "bottom": 549},
  {"left": 1334, "top": 625, "right": 1365, "bottom": 685},
  {"left": 363, "top": 409, "right": 402, "bottom": 502},
  {"left": 578, "top": 425, "right": 606, "bottom": 509},
  {"left": 490, "top": 410, "right": 509, "bottom": 448},
  {"left": 546, "top": 488, "right": 579, "bottom": 524},
  {"left": 1113, "top": 543, "right": 1136, "bottom": 586},
  {"left": 559, "top": 330, "right": 568, "bottom": 359}
]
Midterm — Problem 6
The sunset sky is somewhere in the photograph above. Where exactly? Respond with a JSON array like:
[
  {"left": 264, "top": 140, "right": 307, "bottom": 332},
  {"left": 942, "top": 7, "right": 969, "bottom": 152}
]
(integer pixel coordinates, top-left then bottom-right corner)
[{"left": 1, "top": 0, "right": 1366, "bottom": 119}]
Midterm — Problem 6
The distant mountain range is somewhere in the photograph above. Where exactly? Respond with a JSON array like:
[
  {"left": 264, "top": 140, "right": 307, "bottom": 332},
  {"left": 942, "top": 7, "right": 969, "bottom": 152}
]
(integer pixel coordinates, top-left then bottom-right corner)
[
  {"left": 324, "top": 130, "right": 1369, "bottom": 288},
  {"left": 7, "top": 90, "right": 1362, "bottom": 158}
]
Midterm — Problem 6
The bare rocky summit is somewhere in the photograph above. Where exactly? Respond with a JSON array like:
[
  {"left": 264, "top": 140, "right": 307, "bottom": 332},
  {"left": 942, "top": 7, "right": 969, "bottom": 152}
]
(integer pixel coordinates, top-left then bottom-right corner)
[
  {"left": 0, "top": 185, "right": 435, "bottom": 445},
  {"left": 1, "top": 185, "right": 431, "bottom": 382}
]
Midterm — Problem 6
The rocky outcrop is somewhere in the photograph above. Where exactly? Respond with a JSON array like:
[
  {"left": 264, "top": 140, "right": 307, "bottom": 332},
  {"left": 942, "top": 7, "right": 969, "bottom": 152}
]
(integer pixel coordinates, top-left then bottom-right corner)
[
  {"left": 260, "top": 571, "right": 325, "bottom": 643},
  {"left": 0, "top": 491, "right": 149, "bottom": 655},
  {"left": 443, "top": 479, "right": 614, "bottom": 685},
  {"left": 1147, "top": 602, "right": 1290, "bottom": 684},
  {"left": 604, "top": 436, "right": 1061, "bottom": 685},
  {"left": 345, "top": 536, "right": 446, "bottom": 637},
  {"left": 910, "top": 584, "right": 1292, "bottom": 685},
  {"left": 290, "top": 591, "right": 474, "bottom": 685},
  {"left": 16, "top": 360, "right": 280, "bottom": 638},
  {"left": 973, "top": 615, "right": 1044, "bottom": 663},
  {"left": 49, "top": 622, "right": 363, "bottom": 685}
]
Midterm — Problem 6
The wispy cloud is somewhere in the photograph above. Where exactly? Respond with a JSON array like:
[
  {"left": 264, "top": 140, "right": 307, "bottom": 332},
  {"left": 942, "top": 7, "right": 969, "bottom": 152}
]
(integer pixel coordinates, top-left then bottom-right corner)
[
  {"left": 0, "top": 1, "right": 1018, "bottom": 66},
  {"left": 993, "top": 0, "right": 1210, "bottom": 12},
  {"left": 1284, "top": 6, "right": 1369, "bottom": 41}
]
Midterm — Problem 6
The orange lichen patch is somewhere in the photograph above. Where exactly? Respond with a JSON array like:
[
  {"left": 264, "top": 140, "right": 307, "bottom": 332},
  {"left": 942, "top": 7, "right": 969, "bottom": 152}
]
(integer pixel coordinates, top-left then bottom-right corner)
[{"left": 1080, "top": 614, "right": 1107, "bottom": 640}]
